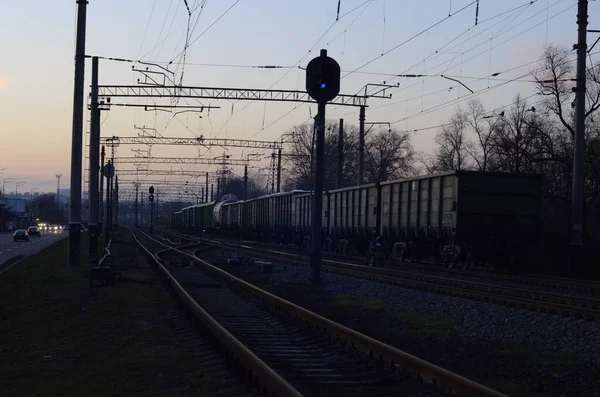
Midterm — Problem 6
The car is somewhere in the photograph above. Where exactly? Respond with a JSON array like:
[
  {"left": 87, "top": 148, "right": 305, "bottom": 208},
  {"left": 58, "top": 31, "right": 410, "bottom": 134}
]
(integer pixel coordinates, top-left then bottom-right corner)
[
  {"left": 14, "top": 229, "right": 30, "bottom": 242},
  {"left": 27, "top": 226, "right": 41, "bottom": 236}
]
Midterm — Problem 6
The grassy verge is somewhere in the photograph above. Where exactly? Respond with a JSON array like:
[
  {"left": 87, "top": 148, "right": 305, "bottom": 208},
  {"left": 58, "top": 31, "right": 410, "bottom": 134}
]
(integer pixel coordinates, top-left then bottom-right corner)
[
  {"left": 0, "top": 234, "right": 222, "bottom": 397},
  {"left": 0, "top": 254, "right": 26, "bottom": 273},
  {"left": 332, "top": 293, "right": 386, "bottom": 311},
  {"left": 330, "top": 293, "right": 451, "bottom": 338},
  {"left": 395, "top": 311, "right": 452, "bottom": 339}
]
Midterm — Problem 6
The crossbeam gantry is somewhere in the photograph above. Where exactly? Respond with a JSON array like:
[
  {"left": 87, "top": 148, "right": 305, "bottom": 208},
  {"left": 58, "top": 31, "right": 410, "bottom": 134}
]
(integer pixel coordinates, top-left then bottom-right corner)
[
  {"left": 101, "top": 136, "right": 283, "bottom": 149},
  {"left": 113, "top": 156, "right": 250, "bottom": 166},
  {"left": 97, "top": 85, "right": 368, "bottom": 107}
]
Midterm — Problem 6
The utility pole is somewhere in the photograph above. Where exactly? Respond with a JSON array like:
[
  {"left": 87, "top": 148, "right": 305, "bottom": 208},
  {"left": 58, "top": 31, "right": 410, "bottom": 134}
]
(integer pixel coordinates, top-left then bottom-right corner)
[
  {"left": 55, "top": 174, "right": 63, "bottom": 217},
  {"left": 217, "top": 177, "right": 221, "bottom": 201},
  {"left": 104, "top": 160, "right": 114, "bottom": 240},
  {"left": 311, "top": 106, "right": 325, "bottom": 284},
  {"left": 139, "top": 188, "right": 143, "bottom": 227},
  {"left": 205, "top": 172, "right": 209, "bottom": 202},
  {"left": 99, "top": 145, "right": 105, "bottom": 235},
  {"left": 88, "top": 56, "right": 100, "bottom": 259},
  {"left": 244, "top": 165, "right": 248, "bottom": 200},
  {"left": 571, "top": 0, "right": 588, "bottom": 276},
  {"left": 358, "top": 106, "right": 365, "bottom": 185},
  {"left": 68, "top": 0, "right": 87, "bottom": 267},
  {"left": 114, "top": 175, "right": 119, "bottom": 228},
  {"left": 134, "top": 182, "right": 139, "bottom": 227},
  {"left": 149, "top": 186, "right": 154, "bottom": 233},
  {"left": 201, "top": 187, "right": 204, "bottom": 203},
  {"left": 211, "top": 184, "right": 214, "bottom": 201},
  {"left": 271, "top": 153, "right": 276, "bottom": 194},
  {"left": 277, "top": 148, "right": 282, "bottom": 193},
  {"left": 337, "top": 118, "right": 344, "bottom": 188},
  {"left": 305, "top": 49, "right": 341, "bottom": 285}
]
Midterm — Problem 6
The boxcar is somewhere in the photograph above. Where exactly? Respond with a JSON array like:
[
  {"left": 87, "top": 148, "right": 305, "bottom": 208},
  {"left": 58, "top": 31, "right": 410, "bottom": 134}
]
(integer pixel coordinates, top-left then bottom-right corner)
[
  {"left": 293, "top": 191, "right": 329, "bottom": 248},
  {"left": 251, "top": 195, "right": 272, "bottom": 240},
  {"left": 180, "top": 205, "right": 195, "bottom": 229},
  {"left": 380, "top": 170, "right": 542, "bottom": 269},
  {"left": 224, "top": 201, "right": 241, "bottom": 236},
  {"left": 270, "top": 190, "right": 306, "bottom": 243},
  {"left": 325, "top": 183, "right": 378, "bottom": 255},
  {"left": 172, "top": 211, "right": 182, "bottom": 228}
]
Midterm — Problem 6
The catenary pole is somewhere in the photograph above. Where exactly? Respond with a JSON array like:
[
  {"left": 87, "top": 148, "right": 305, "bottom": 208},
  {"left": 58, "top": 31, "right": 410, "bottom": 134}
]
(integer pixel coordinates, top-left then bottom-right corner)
[
  {"left": 68, "top": 0, "right": 88, "bottom": 266},
  {"left": 88, "top": 56, "right": 99, "bottom": 259},
  {"left": 570, "top": 0, "right": 588, "bottom": 276}
]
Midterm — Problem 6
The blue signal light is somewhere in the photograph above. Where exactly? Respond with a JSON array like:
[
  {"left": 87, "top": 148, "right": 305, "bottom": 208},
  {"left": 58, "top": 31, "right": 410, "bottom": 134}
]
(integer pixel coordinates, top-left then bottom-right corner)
[{"left": 320, "top": 83, "right": 327, "bottom": 89}]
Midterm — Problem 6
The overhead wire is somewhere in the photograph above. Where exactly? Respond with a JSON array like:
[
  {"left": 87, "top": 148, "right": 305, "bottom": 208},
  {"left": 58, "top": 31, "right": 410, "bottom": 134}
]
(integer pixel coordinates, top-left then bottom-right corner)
[
  {"left": 231, "top": 0, "right": 373, "bottom": 137},
  {"left": 389, "top": 47, "right": 593, "bottom": 126},
  {"left": 141, "top": 0, "right": 182, "bottom": 60},
  {"left": 341, "top": 1, "right": 478, "bottom": 80},
  {"left": 216, "top": 0, "right": 374, "bottom": 139},
  {"left": 169, "top": 0, "right": 241, "bottom": 63},
  {"left": 328, "top": 0, "right": 568, "bottom": 118},
  {"left": 363, "top": 0, "right": 543, "bottom": 101},
  {"left": 136, "top": 0, "right": 158, "bottom": 59}
]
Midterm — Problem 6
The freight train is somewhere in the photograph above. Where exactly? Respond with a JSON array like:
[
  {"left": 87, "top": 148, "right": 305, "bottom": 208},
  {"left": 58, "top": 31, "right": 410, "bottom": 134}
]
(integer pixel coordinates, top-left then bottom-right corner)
[{"left": 172, "top": 171, "right": 542, "bottom": 271}]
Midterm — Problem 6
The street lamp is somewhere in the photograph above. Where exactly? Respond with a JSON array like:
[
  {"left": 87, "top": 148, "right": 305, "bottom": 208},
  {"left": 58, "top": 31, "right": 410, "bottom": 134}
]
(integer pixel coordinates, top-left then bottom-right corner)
[
  {"left": 2, "top": 178, "right": 14, "bottom": 200},
  {"left": 14, "top": 182, "right": 25, "bottom": 228},
  {"left": 15, "top": 181, "right": 25, "bottom": 197}
]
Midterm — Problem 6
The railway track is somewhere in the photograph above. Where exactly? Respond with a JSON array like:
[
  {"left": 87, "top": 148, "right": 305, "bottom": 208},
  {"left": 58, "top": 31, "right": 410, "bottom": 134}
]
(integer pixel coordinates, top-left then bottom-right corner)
[
  {"left": 132, "top": 228, "right": 507, "bottom": 397},
  {"left": 160, "top": 227, "right": 600, "bottom": 295},
  {"left": 160, "top": 228, "right": 600, "bottom": 322}
]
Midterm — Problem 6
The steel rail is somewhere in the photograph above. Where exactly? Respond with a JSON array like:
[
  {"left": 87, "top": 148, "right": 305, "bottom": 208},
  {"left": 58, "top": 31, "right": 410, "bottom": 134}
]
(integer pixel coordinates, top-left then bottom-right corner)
[
  {"left": 130, "top": 229, "right": 305, "bottom": 397},
  {"left": 144, "top": 229, "right": 507, "bottom": 397},
  {"left": 245, "top": 246, "right": 600, "bottom": 322},
  {"left": 164, "top": 229, "right": 600, "bottom": 321},
  {"left": 384, "top": 257, "right": 600, "bottom": 294},
  {"left": 170, "top": 228, "right": 600, "bottom": 294}
]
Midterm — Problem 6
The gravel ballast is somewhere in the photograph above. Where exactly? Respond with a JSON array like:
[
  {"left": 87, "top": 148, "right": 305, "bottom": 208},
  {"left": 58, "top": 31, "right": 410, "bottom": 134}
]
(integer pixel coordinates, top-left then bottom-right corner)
[{"left": 199, "top": 246, "right": 600, "bottom": 397}]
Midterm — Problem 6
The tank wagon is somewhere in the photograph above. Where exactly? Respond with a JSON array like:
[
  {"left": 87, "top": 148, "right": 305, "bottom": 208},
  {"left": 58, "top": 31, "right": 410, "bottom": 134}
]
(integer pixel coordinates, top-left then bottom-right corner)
[{"left": 173, "top": 171, "right": 542, "bottom": 270}]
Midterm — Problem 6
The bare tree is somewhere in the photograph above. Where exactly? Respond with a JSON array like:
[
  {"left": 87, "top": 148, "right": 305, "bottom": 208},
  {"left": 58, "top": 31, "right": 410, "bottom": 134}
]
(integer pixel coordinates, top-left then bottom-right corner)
[
  {"left": 464, "top": 99, "right": 498, "bottom": 171},
  {"left": 534, "top": 46, "right": 600, "bottom": 136},
  {"left": 284, "top": 120, "right": 359, "bottom": 190},
  {"left": 364, "top": 128, "right": 415, "bottom": 183},
  {"left": 434, "top": 108, "right": 470, "bottom": 171},
  {"left": 493, "top": 95, "right": 541, "bottom": 173},
  {"left": 534, "top": 46, "right": 576, "bottom": 137}
]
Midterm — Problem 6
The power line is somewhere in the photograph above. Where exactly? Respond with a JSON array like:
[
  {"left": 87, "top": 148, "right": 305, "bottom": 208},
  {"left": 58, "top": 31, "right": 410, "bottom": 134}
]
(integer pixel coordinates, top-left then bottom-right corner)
[
  {"left": 331, "top": 0, "right": 571, "bottom": 119},
  {"left": 145, "top": 0, "right": 175, "bottom": 61},
  {"left": 169, "top": 0, "right": 241, "bottom": 63},
  {"left": 141, "top": 0, "right": 182, "bottom": 60},
  {"left": 359, "top": 0, "right": 556, "bottom": 108},
  {"left": 341, "top": 1, "right": 478, "bottom": 80},
  {"left": 221, "top": 0, "right": 374, "bottom": 139},
  {"left": 136, "top": 0, "right": 158, "bottom": 59}
]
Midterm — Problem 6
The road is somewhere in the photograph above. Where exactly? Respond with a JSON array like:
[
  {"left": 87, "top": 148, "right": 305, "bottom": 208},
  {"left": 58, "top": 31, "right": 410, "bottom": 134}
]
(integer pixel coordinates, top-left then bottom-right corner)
[{"left": 0, "top": 230, "right": 68, "bottom": 266}]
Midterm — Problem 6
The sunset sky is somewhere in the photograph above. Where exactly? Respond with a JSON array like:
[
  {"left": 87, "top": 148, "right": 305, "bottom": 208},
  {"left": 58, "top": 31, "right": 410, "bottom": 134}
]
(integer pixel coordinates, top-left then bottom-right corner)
[{"left": 0, "top": 0, "right": 594, "bottom": 198}]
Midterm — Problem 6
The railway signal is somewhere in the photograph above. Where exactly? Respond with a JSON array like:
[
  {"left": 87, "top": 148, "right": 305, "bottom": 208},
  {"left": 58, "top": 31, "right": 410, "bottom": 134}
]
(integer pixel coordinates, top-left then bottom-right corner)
[
  {"left": 305, "top": 49, "right": 341, "bottom": 285},
  {"left": 149, "top": 186, "right": 155, "bottom": 232},
  {"left": 305, "top": 50, "right": 340, "bottom": 103}
]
